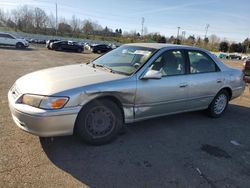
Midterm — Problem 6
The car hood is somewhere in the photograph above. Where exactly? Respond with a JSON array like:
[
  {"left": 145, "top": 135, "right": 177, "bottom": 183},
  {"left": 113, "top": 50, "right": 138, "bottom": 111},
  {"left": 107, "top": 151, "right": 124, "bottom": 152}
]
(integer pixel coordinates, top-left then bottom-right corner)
[{"left": 15, "top": 64, "right": 125, "bottom": 95}]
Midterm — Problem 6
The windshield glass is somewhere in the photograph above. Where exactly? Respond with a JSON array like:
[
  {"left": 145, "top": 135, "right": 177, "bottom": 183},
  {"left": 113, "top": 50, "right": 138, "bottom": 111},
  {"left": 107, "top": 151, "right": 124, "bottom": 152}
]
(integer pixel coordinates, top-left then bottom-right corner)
[{"left": 93, "top": 45, "right": 157, "bottom": 75}]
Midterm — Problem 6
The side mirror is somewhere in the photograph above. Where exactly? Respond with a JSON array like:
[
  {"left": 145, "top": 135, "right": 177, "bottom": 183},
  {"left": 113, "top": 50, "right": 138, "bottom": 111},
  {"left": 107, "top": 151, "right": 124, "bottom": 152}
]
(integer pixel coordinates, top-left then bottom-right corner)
[{"left": 141, "top": 69, "right": 162, "bottom": 80}]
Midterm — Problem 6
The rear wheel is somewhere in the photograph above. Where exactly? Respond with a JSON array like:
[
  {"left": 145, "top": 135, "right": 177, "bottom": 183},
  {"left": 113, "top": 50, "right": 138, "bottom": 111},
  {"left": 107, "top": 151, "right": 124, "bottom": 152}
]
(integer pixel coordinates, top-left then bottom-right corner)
[
  {"left": 207, "top": 90, "right": 229, "bottom": 118},
  {"left": 97, "top": 49, "right": 102, "bottom": 54},
  {"left": 75, "top": 99, "right": 123, "bottom": 145}
]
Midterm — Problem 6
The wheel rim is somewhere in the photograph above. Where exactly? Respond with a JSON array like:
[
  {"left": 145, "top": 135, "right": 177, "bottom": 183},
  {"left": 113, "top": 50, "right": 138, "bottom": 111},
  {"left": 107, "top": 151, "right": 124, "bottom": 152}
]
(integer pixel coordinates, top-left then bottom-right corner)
[
  {"left": 214, "top": 94, "right": 227, "bottom": 114},
  {"left": 85, "top": 106, "right": 115, "bottom": 138}
]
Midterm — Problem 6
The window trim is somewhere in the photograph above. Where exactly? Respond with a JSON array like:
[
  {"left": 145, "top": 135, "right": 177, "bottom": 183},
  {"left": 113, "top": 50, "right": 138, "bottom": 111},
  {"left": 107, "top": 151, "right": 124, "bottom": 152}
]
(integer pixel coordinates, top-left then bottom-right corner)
[
  {"left": 185, "top": 49, "right": 221, "bottom": 74},
  {"left": 6, "top": 34, "right": 15, "bottom": 39}
]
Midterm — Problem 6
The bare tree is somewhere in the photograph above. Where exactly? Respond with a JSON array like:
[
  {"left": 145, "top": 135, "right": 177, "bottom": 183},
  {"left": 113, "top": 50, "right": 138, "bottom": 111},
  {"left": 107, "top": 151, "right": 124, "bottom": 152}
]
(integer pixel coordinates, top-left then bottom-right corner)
[
  {"left": 0, "top": 9, "right": 4, "bottom": 21},
  {"left": 209, "top": 34, "right": 220, "bottom": 45},
  {"left": 34, "top": 7, "right": 48, "bottom": 33},
  {"left": 14, "top": 6, "right": 34, "bottom": 32},
  {"left": 82, "top": 20, "right": 94, "bottom": 38},
  {"left": 70, "top": 15, "right": 81, "bottom": 37},
  {"left": 92, "top": 21, "right": 103, "bottom": 31}
]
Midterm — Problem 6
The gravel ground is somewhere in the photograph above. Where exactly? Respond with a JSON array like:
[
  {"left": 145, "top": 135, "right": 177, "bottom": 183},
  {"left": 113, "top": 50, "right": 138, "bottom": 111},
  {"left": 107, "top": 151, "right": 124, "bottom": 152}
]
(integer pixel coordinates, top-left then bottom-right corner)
[{"left": 0, "top": 45, "right": 250, "bottom": 188}]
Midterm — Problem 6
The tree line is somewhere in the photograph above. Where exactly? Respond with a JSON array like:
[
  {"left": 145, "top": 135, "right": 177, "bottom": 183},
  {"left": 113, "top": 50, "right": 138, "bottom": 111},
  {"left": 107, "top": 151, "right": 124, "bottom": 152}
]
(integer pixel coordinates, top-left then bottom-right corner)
[
  {"left": 0, "top": 6, "right": 122, "bottom": 38},
  {"left": 0, "top": 5, "right": 249, "bottom": 53}
]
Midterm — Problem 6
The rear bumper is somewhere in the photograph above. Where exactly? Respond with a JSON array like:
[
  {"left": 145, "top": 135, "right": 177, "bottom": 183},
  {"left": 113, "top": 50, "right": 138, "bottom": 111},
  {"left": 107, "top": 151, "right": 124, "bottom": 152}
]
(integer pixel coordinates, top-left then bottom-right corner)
[{"left": 8, "top": 91, "right": 81, "bottom": 137}]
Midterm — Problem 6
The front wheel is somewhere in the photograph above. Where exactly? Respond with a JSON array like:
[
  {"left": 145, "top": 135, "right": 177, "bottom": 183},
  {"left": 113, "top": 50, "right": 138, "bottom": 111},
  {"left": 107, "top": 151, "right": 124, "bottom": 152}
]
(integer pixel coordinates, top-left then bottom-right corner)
[
  {"left": 77, "top": 48, "right": 83, "bottom": 53},
  {"left": 16, "top": 43, "right": 24, "bottom": 49},
  {"left": 75, "top": 99, "right": 123, "bottom": 145},
  {"left": 207, "top": 90, "right": 229, "bottom": 118}
]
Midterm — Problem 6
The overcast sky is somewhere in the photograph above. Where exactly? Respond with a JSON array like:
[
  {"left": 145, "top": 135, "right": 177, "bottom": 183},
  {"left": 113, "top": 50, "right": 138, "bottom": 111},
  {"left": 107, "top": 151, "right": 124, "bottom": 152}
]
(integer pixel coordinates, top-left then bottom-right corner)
[{"left": 0, "top": 0, "right": 249, "bottom": 42}]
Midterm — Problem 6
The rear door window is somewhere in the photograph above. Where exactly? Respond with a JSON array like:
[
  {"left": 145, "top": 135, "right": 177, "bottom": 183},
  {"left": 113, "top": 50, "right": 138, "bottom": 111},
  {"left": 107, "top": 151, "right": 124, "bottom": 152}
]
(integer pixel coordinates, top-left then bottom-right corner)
[{"left": 188, "top": 51, "right": 218, "bottom": 74}]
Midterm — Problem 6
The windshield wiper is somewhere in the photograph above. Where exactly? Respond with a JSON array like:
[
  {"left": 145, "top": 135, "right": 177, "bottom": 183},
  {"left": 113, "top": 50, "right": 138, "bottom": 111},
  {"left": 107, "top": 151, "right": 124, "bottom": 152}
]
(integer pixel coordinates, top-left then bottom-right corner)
[
  {"left": 92, "top": 63, "right": 130, "bottom": 76},
  {"left": 94, "top": 63, "right": 115, "bottom": 73}
]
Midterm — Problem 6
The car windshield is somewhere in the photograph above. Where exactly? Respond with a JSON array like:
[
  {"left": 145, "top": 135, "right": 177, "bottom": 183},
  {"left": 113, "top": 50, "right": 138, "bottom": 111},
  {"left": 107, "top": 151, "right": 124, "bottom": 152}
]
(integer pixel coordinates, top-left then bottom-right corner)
[{"left": 92, "top": 45, "right": 157, "bottom": 75}]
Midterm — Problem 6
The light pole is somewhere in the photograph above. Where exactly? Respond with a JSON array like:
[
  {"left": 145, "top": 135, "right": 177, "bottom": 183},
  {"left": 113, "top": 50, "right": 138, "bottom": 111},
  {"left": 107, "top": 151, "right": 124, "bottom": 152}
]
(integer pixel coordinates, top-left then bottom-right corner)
[
  {"left": 55, "top": 2, "right": 58, "bottom": 36},
  {"left": 177, "top": 26, "right": 180, "bottom": 39}
]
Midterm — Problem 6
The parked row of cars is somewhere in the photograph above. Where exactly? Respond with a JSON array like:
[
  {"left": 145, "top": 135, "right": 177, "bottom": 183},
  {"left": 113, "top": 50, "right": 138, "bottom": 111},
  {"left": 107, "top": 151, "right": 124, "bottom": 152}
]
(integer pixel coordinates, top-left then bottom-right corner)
[
  {"left": 218, "top": 52, "right": 249, "bottom": 60},
  {"left": 46, "top": 39, "right": 114, "bottom": 53}
]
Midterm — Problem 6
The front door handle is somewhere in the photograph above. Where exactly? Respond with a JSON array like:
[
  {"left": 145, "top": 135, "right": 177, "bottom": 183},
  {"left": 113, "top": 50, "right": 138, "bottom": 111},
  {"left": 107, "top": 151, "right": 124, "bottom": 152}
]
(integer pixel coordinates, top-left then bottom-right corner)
[
  {"left": 179, "top": 83, "right": 188, "bottom": 88},
  {"left": 217, "top": 79, "right": 222, "bottom": 83}
]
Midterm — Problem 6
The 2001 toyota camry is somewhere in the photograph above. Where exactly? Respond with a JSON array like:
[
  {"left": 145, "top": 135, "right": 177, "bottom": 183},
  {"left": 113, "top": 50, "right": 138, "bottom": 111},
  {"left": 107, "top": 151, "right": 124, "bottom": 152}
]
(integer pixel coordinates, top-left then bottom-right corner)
[{"left": 8, "top": 43, "right": 245, "bottom": 144}]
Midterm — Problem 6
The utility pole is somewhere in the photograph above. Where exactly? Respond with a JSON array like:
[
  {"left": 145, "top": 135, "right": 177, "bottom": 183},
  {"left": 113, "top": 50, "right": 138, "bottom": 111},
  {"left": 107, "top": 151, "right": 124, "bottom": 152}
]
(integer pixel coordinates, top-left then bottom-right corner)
[
  {"left": 177, "top": 26, "right": 180, "bottom": 39},
  {"left": 55, "top": 2, "right": 58, "bottom": 36},
  {"left": 181, "top": 31, "right": 186, "bottom": 41},
  {"left": 204, "top": 24, "right": 210, "bottom": 39},
  {"left": 141, "top": 17, "right": 144, "bottom": 36}
]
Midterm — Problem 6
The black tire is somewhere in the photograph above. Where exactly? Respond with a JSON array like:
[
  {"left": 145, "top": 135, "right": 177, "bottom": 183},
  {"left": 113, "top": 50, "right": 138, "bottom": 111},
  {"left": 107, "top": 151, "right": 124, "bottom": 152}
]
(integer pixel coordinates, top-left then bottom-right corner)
[
  {"left": 16, "top": 42, "right": 24, "bottom": 49},
  {"left": 97, "top": 49, "right": 102, "bottom": 54},
  {"left": 77, "top": 48, "right": 83, "bottom": 53},
  {"left": 56, "top": 46, "right": 62, "bottom": 51},
  {"left": 75, "top": 99, "right": 123, "bottom": 145},
  {"left": 207, "top": 90, "right": 229, "bottom": 118}
]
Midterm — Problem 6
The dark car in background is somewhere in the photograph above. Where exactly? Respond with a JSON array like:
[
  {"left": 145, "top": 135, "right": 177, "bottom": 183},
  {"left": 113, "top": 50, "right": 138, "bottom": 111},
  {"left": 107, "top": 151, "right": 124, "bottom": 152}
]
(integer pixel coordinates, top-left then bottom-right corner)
[
  {"left": 243, "top": 59, "right": 250, "bottom": 83},
  {"left": 46, "top": 39, "right": 60, "bottom": 49},
  {"left": 51, "top": 41, "right": 83, "bottom": 53},
  {"left": 228, "top": 54, "right": 242, "bottom": 60},
  {"left": 91, "top": 44, "right": 112, "bottom": 53}
]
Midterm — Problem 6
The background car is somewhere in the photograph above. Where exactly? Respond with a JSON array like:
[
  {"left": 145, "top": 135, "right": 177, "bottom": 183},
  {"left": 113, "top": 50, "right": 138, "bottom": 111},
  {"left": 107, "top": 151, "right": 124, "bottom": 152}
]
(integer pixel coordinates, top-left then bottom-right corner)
[
  {"left": 228, "top": 54, "right": 242, "bottom": 60},
  {"left": 46, "top": 39, "right": 60, "bottom": 49},
  {"left": 91, "top": 44, "right": 112, "bottom": 53},
  {"left": 51, "top": 40, "right": 83, "bottom": 53},
  {"left": 0, "top": 32, "right": 29, "bottom": 48},
  {"left": 243, "top": 59, "right": 250, "bottom": 83}
]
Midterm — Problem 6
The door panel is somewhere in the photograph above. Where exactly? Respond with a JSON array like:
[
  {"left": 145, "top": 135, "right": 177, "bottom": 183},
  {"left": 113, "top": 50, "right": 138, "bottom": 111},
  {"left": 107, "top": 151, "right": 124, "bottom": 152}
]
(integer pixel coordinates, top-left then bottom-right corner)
[
  {"left": 187, "top": 72, "right": 222, "bottom": 109},
  {"left": 186, "top": 50, "right": 223, "bottom": 110},
  {"left": 135, "top": 49, "right": 188, "bottom": 120},
  {"left": 135, "top": 75, "right": 189, "bottom": 120}
]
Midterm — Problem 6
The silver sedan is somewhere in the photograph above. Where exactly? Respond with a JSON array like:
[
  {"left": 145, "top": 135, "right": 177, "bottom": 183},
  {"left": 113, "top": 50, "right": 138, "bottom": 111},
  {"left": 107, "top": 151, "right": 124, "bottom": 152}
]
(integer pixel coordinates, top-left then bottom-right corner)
[{"left": 8, "top": 43, "right": 245, "bottom": 144}]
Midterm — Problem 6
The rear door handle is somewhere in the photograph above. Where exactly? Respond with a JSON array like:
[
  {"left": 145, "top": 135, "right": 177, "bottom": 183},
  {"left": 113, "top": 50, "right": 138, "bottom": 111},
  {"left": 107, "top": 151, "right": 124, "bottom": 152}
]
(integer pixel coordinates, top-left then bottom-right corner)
[
  {"left": 179, "top": 83, "right": 188, "bottom": 88},
  {"left": 217, "top": 79, "right": 222, "bottom": 83}
]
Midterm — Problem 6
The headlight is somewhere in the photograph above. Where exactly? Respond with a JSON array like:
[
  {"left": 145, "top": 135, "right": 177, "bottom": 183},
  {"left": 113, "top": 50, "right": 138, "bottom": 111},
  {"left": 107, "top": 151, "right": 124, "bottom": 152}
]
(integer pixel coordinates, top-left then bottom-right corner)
[{"left": 21, "top": 94, "right": 69, "bottom": 109}]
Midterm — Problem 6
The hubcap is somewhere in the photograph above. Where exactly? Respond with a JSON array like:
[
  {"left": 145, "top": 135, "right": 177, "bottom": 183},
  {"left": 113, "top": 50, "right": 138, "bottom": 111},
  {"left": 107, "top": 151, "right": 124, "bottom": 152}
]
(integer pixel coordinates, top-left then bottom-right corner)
[
  {"left": 214, "top": 94, "right": 227, "bottom": 114},
  {"left": 85, "top": 106, "right": 115, "bottom": 137}
]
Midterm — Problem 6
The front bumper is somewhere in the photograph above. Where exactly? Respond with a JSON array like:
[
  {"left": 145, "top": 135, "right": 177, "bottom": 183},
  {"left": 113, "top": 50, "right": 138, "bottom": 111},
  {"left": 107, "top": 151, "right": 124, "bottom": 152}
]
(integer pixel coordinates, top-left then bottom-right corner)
[{"left": 8, "top": 90, "right": 81, "bottom": 137}]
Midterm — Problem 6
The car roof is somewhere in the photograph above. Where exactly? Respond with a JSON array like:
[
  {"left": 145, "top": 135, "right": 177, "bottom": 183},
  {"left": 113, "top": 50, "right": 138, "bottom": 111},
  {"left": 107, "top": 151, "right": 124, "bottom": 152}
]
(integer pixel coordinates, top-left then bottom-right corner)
[
  {"left": 125, "top": 43, "right": 206, "bottom": 51},
  {"left": 0, "top": 32, "right": 13, "bottom": 35}
]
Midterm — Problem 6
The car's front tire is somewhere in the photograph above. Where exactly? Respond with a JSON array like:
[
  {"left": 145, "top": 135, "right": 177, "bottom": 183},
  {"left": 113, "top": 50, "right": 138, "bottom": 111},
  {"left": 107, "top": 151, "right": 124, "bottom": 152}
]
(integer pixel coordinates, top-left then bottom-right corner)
[
  {"left": 77, "top": 48, "right": 83, "bottom": 53},
  {"left": 207, "top": 90, "right": 229, "bottom": 118},
  {"left": 75, "top": 99, "right": 123, "bottom": 145},
  {"left": 56, "top": 46, "right": 62, "bottom": 51},
  {"left": 16, "top": 42, "right": 24, "bottom": 49}
]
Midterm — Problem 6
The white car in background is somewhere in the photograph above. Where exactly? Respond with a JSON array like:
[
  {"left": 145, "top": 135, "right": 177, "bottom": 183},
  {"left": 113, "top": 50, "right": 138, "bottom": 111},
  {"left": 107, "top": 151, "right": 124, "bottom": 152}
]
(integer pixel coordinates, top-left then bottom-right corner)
[{"left": 0, "top": 32, "right": 29, "bottom": 48}]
